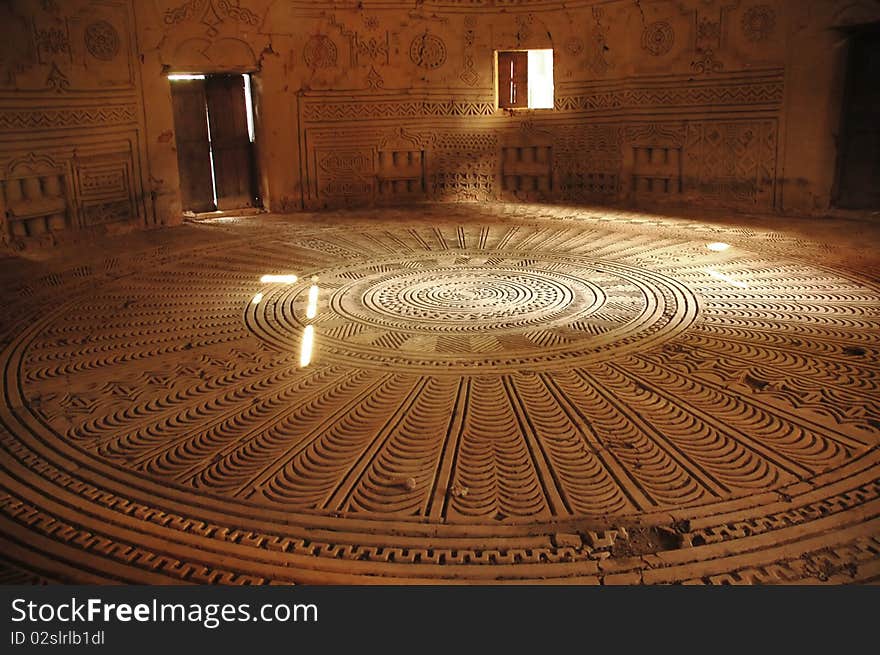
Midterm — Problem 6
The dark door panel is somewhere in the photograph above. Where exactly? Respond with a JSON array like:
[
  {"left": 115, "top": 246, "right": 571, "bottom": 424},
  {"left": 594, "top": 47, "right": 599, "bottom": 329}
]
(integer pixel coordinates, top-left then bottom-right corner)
[
  {"left": 837, "top": 29, "right": 880, "bottom": 209},
  {"left": 170, "top": 80, "right": 216, "bottom": 213},
  {"left": 206, "top": 75, "right": 255, "bottom": 210}
]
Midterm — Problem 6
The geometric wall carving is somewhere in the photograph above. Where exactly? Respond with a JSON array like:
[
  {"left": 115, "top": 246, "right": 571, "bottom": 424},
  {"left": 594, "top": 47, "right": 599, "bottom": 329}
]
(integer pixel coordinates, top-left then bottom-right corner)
[
  {"left": 85, "top": 21, "right": 121, "bottom": 61},
  {"left": 377, "top": 128, "right": 429, "bottom": 200},
  {"left": 0, "top": 105, "right": 138, "bottom": 130},
  {"left": 683, "top": 120, "right": 777, "bottom": 207},
  {"left": 431, "top": 133, "right": 497, "bottom": 203},
  {"left": 501, "top": 145, "right": 553, "bottom": 195},
  {"left": 555, "top": 77, "right": 784, "bottom": 113},
  {"left": 303, "top": 35, "right": 338, "bottom": 69},
  {"left": 632, "top": 144, "right": 683, "bottom": 195},
  {"left": 1, "top": 153, "right": 70, "bottom": 238},
  {"left": 628, "top": 124, "right": 685, "bottom": 198},
  {"left": 409, "top": 32, "right": 447, "bottom": 69},
  {"left": 298, "top": 91, "right": 783, "bottom": 212},
  {"left": 741, "top": 5, "right": 776, "bottom": 43},
  {"left": 642, "top": 21, "right": 675, "bottom": 56},
  {"left": 555, "top": 125, "right": 623, "bottom": 200},
  {"left": 316, "top": 149, "right": 374, "bottom": 204},
  {"left": 300, "top": 106, "right": 780, "bottom": 211},
  {"left": 377, "top": 150, "right": 426, "bottom": 198},
  {"left": 0, "top": 0, "right": 147, "bottom": 243},
  {"left": 302, "top": 79, "right": 783, "bottom": 120},
  {"left": 302, "top": 98, "right": 496, "bottom": 121},
  {"left": 75, "top": 153, "right": 137, "bottom": 226}
]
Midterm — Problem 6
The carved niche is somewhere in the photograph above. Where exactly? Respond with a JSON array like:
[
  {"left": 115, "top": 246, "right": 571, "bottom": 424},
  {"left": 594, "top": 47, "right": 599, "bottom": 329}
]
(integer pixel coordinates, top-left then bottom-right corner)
[
  {"left": 1, "top": 153, "right": 71, "bottom": 239},
  {"left": 627, "top": 124, "right": 685, "bottom": 199},
  {"left": 376, "top": 128, "right": 430, "bottom": 201},
  {"left": 500, "top": 124, "right": 554, "bottom": 200},
  {"left": 74, "top": 152, "right": 137, "bottom": 227},
  {"left": 554, "top": 125, "right": 624, "bottom": 201}
]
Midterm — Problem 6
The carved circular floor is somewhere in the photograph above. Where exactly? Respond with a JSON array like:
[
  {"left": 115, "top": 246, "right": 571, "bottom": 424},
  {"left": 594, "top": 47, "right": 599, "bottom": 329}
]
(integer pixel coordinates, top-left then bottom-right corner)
[
  {"left": 249, "top": 253, "right": 699, "bottom": 371},
  {"left": 0, "top": 205, "right": 878, "bottom": 584}
]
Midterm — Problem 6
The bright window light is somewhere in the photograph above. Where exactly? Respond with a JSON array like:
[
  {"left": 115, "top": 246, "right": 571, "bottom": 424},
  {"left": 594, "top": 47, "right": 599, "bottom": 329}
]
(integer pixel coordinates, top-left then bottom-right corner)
[
  {"left": 243, "top": 74, "right": 255, "bottom": 143},
  {"left": 167, "top": 74, "right": 205, "bottom": 80},
  {"left": 527, "top": 50, "right": 554, "bottom": 109},
  {"left": 260, "top": 274, "right": 298, "bottom": 284},
  {"left": 707, "top": 269, "right": 749, "bottom": 289},
  {"left": 204, "top": 99, "right": 219, "bottom": 207},
  {"left": 299, "top": 325, "right": 315, "bottom": 368},
  {"left": 306, "top": 284, "right": 319, "bottom": 319}
]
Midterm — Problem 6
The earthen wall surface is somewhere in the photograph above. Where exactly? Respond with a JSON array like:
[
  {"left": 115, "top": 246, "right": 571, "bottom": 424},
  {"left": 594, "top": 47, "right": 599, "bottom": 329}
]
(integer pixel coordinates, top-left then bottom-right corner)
[{"left": 3, "top": 0, "right": 878, "bottom": 244}]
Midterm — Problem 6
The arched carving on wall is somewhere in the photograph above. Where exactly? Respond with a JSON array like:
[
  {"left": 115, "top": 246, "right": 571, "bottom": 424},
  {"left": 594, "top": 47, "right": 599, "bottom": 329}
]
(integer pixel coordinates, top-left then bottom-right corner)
[
  {"left": 493, "top": 12, "right": 554, "bottom": 51},
  {"left": 379, "top": 126, "right": 434, "bottom": 151},
  {"left": 6, "top": 152, "right": 62, "bottom": 177},
  {"left": 830, "top": 1, "right": 880, "bottom": 28},
  {"left": 171, "top": 37, "right": 258, "bottom": 71}
]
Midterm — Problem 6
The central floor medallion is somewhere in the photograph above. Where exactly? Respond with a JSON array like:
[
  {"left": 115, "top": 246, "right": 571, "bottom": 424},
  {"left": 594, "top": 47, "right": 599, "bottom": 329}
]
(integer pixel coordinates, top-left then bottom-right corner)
[{"left": 248, "top": 252, "right": 701, "bottom": 372}]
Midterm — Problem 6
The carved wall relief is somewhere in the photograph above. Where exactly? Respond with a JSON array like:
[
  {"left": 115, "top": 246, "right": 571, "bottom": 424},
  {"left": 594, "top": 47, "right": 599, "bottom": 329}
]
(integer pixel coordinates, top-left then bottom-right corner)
[
  {"left": 316, "top": 148, "right": 374, "bottom": 205},
  {"left": 459, "top": 16, "right": 478, "bottom": 86},
  {"left": 687, "top": 1, "right": 743, "bottom": 75},
  {"left": 34, "top": 21, "right": 71, "bottom": 64},
  {"left": 741, "top": 5, "right": 776, "bottom": 43},
  {"left": 431, "top": 133, "right": 498, "bottom": 202},
  {"left": 377, "top": 129, "right": 429, "bottom": 201},
  {"left": 409, "top": 32, "right": 447, "bottom": 70},
  {"left": 75, "top": 152, "right": 137, "bottom": 227},
  {"left": 554, "top": 125, "right": 623, "bottom": 201},
  {"left": 642, "top": 21, "right": 675, "bottom": 56},
  {"left": 627, "top": 124, "right": 685, "bottom": 198},
  {"left": 377, "top": 150, "right": 425, "bottom": 198},
  {"left": 0, "top": 141, "right": 144, "bottom": 243},
  {"left": 1, "top": 154, "right": 70, "bottom": 239},
  {"left": 84, "top": 20, "right": 120, "bottom": 61},
  {"left": 501, "top": 147, "right": 553, "bottom": 197},
  {"left": 163, "top": 0, "right": 260, "bottom": 30},
  {"left": 303, "top": 35, "right": 338, "bottom": 69},
  {"left": 328, "top": 13, "right": 391, "bottom": 68},
  {"left": 0, "top": 1, "right": 148, "bottom": 243},
  {"left": 148, "top": 1, "right": 796, "bottom": 218},
  {"left": 683, "top": 120, "right": 777, "bottom": 207}
]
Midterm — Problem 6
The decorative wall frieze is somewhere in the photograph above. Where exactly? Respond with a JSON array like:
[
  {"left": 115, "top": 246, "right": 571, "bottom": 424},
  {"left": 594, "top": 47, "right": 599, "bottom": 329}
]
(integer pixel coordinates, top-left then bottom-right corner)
[
  {"left": 300, "top": 116, "right": 779, "bottom": 211},
  {"left": 163, "top": 0, "right": 260, "bottom": 30},
  {"left": 0, "top": 104, "right": 138, "bottom": 131},
  {"left": 557, "top": 75, "right": 784, "bottom": 112},
  {"left": 302, "top": 96, "right": 496, "bottom": 121},
  {"left": 301, "top": 72, "right": 784, "bottom": 124}
]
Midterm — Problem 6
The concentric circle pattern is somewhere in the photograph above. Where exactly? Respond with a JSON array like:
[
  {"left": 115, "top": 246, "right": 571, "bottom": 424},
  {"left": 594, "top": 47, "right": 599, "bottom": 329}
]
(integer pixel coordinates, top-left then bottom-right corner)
[
  {"left": 1, "top": 205, "right": 878, "bottom": 584},
  {"left": 250, "top": 253, "right": 698, "bottom": 371}
]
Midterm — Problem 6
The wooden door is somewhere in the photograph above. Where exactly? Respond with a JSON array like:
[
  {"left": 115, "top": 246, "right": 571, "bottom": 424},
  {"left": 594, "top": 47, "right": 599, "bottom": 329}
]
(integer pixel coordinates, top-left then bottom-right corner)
[
  {"left": 206, "top": 75, "right": 255, "bottom": 210},
  {"left": 498, "top": 51, "right": 528, "bottom": 109},
  {"left": 837, "top": 29, "right": 880, "bottom": 209},
  {"left": 170, "top": 79, "right": 216, "bottom": 213}
]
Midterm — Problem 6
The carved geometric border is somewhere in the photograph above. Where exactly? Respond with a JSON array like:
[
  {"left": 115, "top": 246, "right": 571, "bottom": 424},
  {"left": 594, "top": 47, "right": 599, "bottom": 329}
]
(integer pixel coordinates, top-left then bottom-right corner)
[{"left": 0, "top": 104, "right": 138, "bottom": 131}]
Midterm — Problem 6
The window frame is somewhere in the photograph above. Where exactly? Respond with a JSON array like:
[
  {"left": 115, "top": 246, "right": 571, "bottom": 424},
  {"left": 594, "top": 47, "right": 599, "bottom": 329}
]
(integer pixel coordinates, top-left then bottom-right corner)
[{"left": 495, "top": 49, "right": 555, "bottom": 111}]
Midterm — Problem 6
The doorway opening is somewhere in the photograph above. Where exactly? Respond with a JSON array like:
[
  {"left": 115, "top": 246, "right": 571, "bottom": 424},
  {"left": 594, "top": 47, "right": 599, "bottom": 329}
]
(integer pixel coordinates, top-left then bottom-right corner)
[
  {"left": 835, "top": 25, "right": 880, "bottom": 209},
  {"left": 169, "top": 73, "right": 259, "bottom": 213}
]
